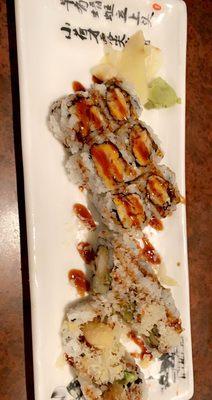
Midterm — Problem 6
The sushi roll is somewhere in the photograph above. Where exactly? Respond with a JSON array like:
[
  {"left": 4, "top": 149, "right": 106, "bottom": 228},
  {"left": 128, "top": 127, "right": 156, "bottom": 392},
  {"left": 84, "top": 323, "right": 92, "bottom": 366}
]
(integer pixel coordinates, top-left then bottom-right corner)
[
  {"left": 91, "top": 233, "right": 182, "bottom": 356},
  {"left": 48, "top": 79, "right": 141, "bottom": 154},
  {"left": 65, "top": 160, "right": 181, "bottom": 234},
  {"left": 91, "top": 164, "right": 181, "bottom": 234},
  {"left": 62, "top": 298, "right": 147, "bottom": 400},
  {"left": 64, "top": 119, "right": 164, "bottom": 196},
  {"left": 83, "top": 119, "right": 163, "bottom": 186}
]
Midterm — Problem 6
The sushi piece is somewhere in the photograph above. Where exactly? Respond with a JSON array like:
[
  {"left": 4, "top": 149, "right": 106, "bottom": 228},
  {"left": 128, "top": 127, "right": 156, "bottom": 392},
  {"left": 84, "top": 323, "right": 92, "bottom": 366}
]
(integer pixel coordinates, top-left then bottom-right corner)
[
  {"left": 90, "top": 79, "right": 141, "bottom": 126},
  {"left": 49, "top": 89, "right": 112, "bottom": 153},
  {"left": 91, "top": 233, "right": 182, "bottom": 356},
  {"left": 92, "top": 189, "right": 150, "bottom": 234},
  {"left": 115, "top": 121, "right": 163, "bottom": 169},
  {"left": 48, "top": 79, "right": 141, "bottom": 154},
  {"left": 62, "top": 298, "right": 147, "bottom": 400},
  {"left": 136, "top": 165, "right": 181, "bottom": 218},
  {"left": 48, "top": 91, "right": 92, "bottom": 154}
]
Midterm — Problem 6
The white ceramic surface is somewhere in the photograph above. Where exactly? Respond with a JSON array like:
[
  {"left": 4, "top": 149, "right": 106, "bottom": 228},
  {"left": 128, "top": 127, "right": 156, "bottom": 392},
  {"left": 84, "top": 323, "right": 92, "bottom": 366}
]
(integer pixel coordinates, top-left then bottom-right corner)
[{"left": 15, "top": 0, "right": 193, "bottom": 399}]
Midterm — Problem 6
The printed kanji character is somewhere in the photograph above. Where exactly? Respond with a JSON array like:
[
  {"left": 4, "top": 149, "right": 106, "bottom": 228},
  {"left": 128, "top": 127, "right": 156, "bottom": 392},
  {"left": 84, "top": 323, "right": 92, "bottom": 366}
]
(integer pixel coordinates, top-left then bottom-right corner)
[
  {"left": 128, "top": 11, "right": 140, "bottom": 26},
  {"left": 73, "top": 27, "right": 88, "bottom": 40},
  {"left": 104, "top": 4, "right": 114, "bottom": 21},
  {"left": 116, "top": 7, "right": 128, "bottom": 23},
  {"left": 61, "top": 22, "right": 72, "bottom": 39}
]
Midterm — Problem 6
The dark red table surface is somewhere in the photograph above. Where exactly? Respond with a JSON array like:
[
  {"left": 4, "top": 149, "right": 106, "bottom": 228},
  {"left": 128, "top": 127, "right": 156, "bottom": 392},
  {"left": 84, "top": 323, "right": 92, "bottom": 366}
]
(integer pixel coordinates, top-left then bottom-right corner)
[{"left": 0, "top": 1, "right": 211, "bottom": 399}]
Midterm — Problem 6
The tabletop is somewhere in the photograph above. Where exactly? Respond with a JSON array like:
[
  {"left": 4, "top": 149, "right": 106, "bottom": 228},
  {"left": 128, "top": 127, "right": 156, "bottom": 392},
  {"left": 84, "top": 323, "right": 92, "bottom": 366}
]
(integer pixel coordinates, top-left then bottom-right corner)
[{"left": 0, "top": 1, "right": 211, "bottom": 399}]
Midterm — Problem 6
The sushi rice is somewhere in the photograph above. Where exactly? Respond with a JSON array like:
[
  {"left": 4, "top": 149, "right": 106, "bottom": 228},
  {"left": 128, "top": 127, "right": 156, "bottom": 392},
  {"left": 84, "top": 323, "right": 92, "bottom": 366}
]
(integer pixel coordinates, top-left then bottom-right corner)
[{"left": 62, "top": 298, "right": 147, "bottom": 400}]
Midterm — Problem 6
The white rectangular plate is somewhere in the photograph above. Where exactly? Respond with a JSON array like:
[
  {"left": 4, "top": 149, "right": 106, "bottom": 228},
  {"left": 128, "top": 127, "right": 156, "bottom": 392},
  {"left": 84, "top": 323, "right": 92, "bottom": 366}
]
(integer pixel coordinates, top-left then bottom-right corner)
[{"left": 15, "top": 0, "right": 193, "bottom": 399}]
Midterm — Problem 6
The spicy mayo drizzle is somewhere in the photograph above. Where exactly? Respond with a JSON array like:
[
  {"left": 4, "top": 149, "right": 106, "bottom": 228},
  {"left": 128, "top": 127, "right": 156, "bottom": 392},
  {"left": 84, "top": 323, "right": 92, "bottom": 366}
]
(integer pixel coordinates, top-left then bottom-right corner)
[
  {"left": 65, "top": 353, "right": 74, "bottom": 366},
  {"left": 91, "top": 143, "right": 125, "bottom": 188},
  {"left": 129, "top": 331, "right": 153, "bottom": 360},
  {"left": 109, "top": 88, "right": 129, "bottom": 120},
  {"left": 116, "top": 194, "right": 145, "bottom": 228},
  {"left": 141, "top": 236, "right": 161, "bottom": 264},
  {"left": 131, "top": 131, "right": 150, "bottom": 165},
  {"left": 76, "top": 99, "right": 90, "bottom": 138},
  {"left": 75, "top": 99, "right": 104, "bottom": 139},
  {"left": 149, "top": 215, "right": 163, "bottom": 231}
]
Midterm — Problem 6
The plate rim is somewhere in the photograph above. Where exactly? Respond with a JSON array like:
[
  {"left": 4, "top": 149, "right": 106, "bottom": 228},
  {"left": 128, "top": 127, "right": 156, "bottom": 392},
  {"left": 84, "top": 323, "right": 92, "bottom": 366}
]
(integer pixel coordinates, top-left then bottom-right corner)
[{"left": 14, "top": 0, "right": 193, "bottom": 398}]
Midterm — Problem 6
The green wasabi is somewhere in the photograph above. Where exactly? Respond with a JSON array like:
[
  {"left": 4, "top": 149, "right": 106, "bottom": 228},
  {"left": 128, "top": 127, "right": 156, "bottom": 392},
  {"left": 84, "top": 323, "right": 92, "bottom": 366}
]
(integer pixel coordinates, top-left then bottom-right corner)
[{"left": 144, "top": 77, "right": 181, "bottom": 109}]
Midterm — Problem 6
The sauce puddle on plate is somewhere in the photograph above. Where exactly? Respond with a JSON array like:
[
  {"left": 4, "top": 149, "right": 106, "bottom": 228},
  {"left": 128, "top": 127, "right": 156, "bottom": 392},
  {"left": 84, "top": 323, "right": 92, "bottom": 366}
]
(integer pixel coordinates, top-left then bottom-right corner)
[
  {"left": 72, "top": 81, "right": 86, "bottom": 92},
  {"left": 77, "top": 242, "right": 95, "bottom": 264},
  {"left": 68, "top": 269, "right": 90, "bottom": 297},
  {"left": 73, "top": 203, "right": 96, "bottom": 230}
]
